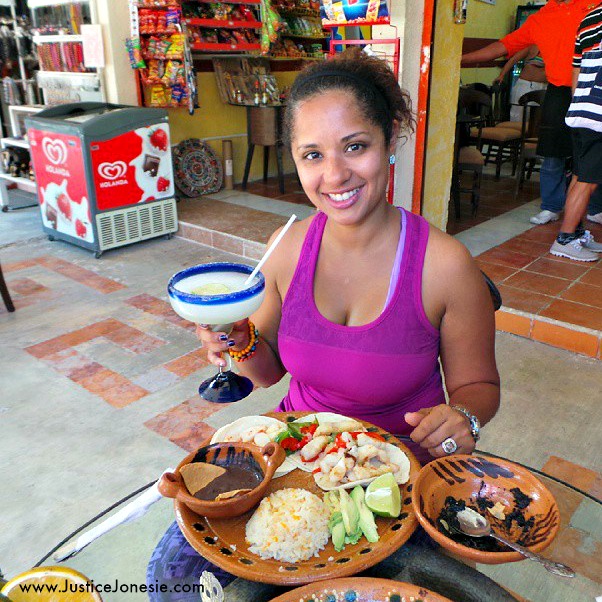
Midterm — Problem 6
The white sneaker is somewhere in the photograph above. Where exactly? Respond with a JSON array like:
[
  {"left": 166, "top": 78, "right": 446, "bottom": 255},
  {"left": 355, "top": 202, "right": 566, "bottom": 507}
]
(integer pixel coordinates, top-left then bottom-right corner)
[
  {"left": 550, "top": 239, "right": 598, "bottom": 262},
  {"left": 580, "top": 230, "right": 602, "bottom": 252},
  {"left": 530, "top": 210, "right": 560, "bottom": 225},
  {"left": 587, "top": 212, "right": 602, "bottom": 225}
]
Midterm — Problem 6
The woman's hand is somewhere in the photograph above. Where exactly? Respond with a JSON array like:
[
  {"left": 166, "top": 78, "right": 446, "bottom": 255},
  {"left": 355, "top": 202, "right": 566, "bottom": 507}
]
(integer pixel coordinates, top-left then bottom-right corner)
[
  {"left": 405, "top": 404, "right": 476, "bottom": 458},
  {"left": 196, "top": 319, "right": 251, "bottom": 368}
]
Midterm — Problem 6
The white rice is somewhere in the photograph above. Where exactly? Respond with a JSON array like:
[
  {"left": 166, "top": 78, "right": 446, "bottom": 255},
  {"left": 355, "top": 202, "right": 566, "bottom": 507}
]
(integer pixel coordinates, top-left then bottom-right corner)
[{"left": 245, "top": 488, "right": 330, "bottom": 563}]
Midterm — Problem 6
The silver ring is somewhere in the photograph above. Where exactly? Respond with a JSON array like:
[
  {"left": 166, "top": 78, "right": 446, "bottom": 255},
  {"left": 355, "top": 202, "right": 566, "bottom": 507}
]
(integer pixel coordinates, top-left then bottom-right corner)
[{"left": 441, "top": 437, "right": 458, "bottom": 454}]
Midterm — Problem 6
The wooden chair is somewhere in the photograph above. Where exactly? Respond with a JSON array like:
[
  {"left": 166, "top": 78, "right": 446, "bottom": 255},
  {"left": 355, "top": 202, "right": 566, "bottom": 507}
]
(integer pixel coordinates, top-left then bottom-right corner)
[
  {"left": 514, "top": 89, "right": 546, "bottom": 196},
  {"left": 452, "top": 89, "right": 489, "bottom": 218},
  {"left": 0, "top": 261, "right": 15, "bottom": 312}
]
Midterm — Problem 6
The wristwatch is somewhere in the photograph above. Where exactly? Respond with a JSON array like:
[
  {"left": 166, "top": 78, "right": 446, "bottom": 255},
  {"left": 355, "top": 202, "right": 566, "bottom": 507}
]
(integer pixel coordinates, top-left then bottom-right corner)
[{"left": 452, "top": 405, "right": 481, "bottom": 442}]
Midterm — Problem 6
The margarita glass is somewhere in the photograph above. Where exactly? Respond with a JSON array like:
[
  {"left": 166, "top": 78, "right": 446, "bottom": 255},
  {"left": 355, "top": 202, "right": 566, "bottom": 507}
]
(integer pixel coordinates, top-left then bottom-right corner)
[{"left": 167, "top": 262, "right": 266, "bottom": 403}]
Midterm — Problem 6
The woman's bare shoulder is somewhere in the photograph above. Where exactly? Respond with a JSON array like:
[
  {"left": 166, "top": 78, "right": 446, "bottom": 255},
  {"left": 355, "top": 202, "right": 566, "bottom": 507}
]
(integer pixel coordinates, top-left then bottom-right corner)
[{"left": 425, "top": 223, "right": 475, "bottom": 272}]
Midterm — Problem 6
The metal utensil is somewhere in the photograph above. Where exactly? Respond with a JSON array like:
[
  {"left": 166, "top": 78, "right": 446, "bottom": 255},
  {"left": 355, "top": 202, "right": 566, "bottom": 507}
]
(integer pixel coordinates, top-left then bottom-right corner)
[{"left": 455, "top": 508, "right": 575, "bottom": 578}]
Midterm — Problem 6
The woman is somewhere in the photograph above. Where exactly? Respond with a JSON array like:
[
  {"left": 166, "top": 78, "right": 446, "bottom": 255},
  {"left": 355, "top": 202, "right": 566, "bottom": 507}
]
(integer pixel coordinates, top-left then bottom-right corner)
[
  {"left": 494, "top": 45, "right": 547, "bottom": 122},
  {"left": 148, "top": 49, "right": 500, "bottom": 598},
  {"left": 204, "top": 49, "right": 500, "bottom": 464}
]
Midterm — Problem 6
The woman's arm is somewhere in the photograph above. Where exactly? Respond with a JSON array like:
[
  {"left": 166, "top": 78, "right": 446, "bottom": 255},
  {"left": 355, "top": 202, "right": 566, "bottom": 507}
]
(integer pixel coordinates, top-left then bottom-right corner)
[
  {"left": 406, "top": 230, "right": 500, "bottom": 457},
  {"left": 494, "top": 45, "right": 534, "bottom": 83}
]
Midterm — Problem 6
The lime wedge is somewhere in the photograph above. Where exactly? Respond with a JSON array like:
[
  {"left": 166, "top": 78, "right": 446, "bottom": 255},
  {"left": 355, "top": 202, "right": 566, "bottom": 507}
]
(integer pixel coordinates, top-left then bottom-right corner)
[
  {"left": 365, "top": 472, "right": 401, "bottom": 518},
  {"left": 191, "top": 283, "right": 232, "bottom": 295}
]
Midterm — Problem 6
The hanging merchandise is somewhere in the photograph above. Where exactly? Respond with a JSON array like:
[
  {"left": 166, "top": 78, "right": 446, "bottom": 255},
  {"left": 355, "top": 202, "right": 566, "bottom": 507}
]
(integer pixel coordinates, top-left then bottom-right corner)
[
  {"left": 319, "top": 0, "right": 389, "bottom": 26},
  {"left": 127, "top": 0, "right": 197, "bottom": 111},
  {"left": 260, "top": 0, "right": 285, "bottom": 55}
]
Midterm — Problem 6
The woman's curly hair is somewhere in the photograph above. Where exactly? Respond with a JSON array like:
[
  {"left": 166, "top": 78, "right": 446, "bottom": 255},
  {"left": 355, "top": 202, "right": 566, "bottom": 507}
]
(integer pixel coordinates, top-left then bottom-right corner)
[{"left": 283, "top": 47, "right": 414, "bottom": 150}]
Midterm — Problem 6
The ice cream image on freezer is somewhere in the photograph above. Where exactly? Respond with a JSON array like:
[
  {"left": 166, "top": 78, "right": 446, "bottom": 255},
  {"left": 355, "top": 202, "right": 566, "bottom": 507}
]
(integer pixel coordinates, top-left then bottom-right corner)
[{"left": 129, "top": 124, "right": 173, "bottom": 202}]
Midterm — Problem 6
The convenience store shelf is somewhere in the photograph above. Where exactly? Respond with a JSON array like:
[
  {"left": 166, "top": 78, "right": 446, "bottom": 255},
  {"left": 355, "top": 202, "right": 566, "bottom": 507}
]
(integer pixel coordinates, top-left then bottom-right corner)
[
  {"left": 184, "top": 18, "right": 261, "bottom": 28},
  {"left": 190, "top": 42, "right": 260, "bottom": 52},
  {"left": 0, "top": 173, "right": 37, "bottom": 194},
  {"left": 33, "top": 34, "right": 83, "bottom": 44},
  {"left": 1, "top": 137, "right": 30, "bottom": 149}
]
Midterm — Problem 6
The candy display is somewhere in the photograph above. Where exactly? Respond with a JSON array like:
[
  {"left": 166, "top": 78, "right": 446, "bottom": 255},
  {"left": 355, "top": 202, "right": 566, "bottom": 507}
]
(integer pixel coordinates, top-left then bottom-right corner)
[
  {"left": 127, "top": 0, "right": 194, "bottom": 108},
  {"left": 319, "top": 0, "right": 390, "bottom": 26}
]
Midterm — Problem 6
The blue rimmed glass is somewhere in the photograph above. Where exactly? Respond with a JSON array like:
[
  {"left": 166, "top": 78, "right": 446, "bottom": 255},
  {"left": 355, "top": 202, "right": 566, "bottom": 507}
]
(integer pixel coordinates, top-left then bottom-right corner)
[{"left": 167, "top": 263, "right": 266, "bottom": 403}]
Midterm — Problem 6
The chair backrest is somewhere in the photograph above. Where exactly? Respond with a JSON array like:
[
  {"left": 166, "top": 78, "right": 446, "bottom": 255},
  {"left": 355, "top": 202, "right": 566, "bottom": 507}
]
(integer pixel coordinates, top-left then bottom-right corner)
[
  {"left": 518, "top": 89, "right": 546, "bottom": 140},
  {"left": 458, "top": 87, "right": 492, "bottom": 118},
  {"left": 490, "top": 81, "right": 510, "bottom": 123}
]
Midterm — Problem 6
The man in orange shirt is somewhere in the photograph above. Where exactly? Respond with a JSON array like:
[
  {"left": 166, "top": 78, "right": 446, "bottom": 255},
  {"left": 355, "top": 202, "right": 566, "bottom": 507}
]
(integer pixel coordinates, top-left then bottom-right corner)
[{"left": 462, "top": 0, "right": 602, "bottom": 238}]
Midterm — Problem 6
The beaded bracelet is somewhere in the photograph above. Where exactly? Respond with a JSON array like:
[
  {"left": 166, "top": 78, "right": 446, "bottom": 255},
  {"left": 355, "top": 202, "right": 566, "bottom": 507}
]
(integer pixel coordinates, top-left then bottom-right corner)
[{"left": 229, "top": 321, "right": 259, "bottom": 362}]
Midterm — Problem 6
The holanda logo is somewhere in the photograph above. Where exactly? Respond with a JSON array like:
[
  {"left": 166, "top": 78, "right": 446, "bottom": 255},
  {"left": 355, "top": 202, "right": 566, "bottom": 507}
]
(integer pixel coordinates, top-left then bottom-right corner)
[
  {"left": 98, "top": 161, "right": 128, "bottom": 180},
  {"left": 42, "top": 137, "right": 68, "bottom": 165}
]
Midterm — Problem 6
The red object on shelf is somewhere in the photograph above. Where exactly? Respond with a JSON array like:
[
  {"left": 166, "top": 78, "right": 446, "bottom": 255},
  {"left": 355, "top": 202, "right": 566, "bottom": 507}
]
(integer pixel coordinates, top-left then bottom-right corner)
[
  {"left": 328, "top": 33, "right": 400, "bottom": 204},
  {"left": 184, "top": 18, "right": 262, "bottom": 28},
  {"left": 195, "top": 0, "right": 260, "bottom": 4},
  {"left": 191, "top": 42, "right": 261, "bottom": 51},
  {"left": 322, "top": 16, "right": 390, "bottom": 28}
]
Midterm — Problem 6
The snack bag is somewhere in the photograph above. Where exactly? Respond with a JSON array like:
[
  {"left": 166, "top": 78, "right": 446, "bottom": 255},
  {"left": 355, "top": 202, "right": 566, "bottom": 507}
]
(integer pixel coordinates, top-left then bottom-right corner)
[
  {"left": 125, "top": 38, "right": 146, "bottom": 69},
  {"left": 149, "top": 84, "right": 167, "bottom": 107}
]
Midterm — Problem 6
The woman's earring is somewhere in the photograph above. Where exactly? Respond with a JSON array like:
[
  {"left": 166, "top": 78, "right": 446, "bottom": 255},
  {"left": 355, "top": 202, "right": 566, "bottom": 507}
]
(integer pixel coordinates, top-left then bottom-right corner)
[{"left": 389, "top": 154, "right": 396, "bottom": 165}]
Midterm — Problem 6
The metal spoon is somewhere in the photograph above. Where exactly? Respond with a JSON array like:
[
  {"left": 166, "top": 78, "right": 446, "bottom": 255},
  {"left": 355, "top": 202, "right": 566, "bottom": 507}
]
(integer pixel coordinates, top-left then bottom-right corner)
[{"left": 455, "top": 508, "right": 575, "bottom": 578}]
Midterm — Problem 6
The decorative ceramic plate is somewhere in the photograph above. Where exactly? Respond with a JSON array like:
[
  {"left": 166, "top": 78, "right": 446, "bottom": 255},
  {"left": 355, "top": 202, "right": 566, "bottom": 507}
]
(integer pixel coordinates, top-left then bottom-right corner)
[
  {"left": 412, "top": 454, "right": 561, "bottom": 564},
  {"left": 269, "top": 577, "right": 453, "bottom": 602},
  {"left": 172, "top": 138, "right": 223, "bottom": 197},
  {"left": 175, "top": 412, "right": 421, "bottom": 586}
]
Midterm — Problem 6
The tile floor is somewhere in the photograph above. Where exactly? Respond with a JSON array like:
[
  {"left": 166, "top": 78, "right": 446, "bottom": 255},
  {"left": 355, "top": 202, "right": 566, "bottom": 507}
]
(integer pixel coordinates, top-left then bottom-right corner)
[
  {"left": 180, "top": 170, "right": 602, "bottom": 357},
  {"left": 1, "top": 190, "right": 600, "bottom": 602}
]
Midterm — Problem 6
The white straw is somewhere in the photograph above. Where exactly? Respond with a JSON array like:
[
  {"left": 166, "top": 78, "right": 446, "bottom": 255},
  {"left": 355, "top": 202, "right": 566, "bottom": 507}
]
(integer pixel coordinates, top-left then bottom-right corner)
[{"left": 244, "top": 214, "right": 297, "bottom": 286}]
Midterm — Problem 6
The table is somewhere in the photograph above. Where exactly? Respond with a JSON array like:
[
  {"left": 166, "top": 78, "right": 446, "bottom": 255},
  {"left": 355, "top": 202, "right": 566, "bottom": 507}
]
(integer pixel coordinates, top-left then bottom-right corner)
[{"left": 39, "top": 457, "right": 601, "bottom": 602}]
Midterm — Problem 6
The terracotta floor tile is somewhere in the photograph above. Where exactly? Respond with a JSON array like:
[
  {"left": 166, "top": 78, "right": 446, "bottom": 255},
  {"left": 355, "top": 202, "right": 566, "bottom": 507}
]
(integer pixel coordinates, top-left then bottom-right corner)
[
  {"left": 560, "top": 282, "right": 602, "bottom": 309},
  {"left": 496, "top": 285, "right": 554, "bottom": 314},
  {"left": 26, "top": 338, "right": 71, "bottom": 359},
  {"left": 125, "top": 294, "right": 194, "bottom": 330},
  {"left": 476, "top": 247, "right": 534, "bottom": 269},
  {"left": 3, "top": 259, "right": 37, "bottom": 272},
  {"left": 475, "top": 260, "right": 517, "bottom": 283},
  {"left": 504, "top": 271, "right": 571, "bottom": 296},
  {"left": 100, "top": 381, "right": 149, "bottom": 408},
  {"left": 496, "top": 237, "right": 551, "bottom": 258},
  {"left": 589, "top": 475, "right": 602, "bottom": 501},
  {"left": 531, "top": 321, "right": 599, "bottom": 358},
  {"left": 516, "top": 223, "right": 560, "bottom": 243},
  {"left": 77, "top": 368, "right": 127, "bottom": 395},
  {"left": 542, "top": 456, "right": 599, "bottom": 493},
  {"left": 144, "top": 396, "right": 223, "bottom": 448},
  {"left": 105, "top": 325, "right": 166, "bottom": 354},
  {"left": 67, "top": 361, "right": 106, "bottom": 383},
  {"left": 43, "top": 348, "right": 104, "bottom": 381},
  {"left": 580, "top": 268, "right": 602, "bottom": 288},
  {"left": 164, "top": 349, "right": 209, "bottom": 377},
  {"left": 169, "top": 422, "right": 217, "bottom": 452},
  {"left": 9, "top": 278, "right": 50, "bottom": 296},
  {"left": 540, "top": 299, "right": 602, "bottom": 331},
  {"left": 546, "top": 527, "right": 602, "bottom": 584},
  {"left": 495, "top": 311, "right": 532, "bottom": 337},
  {"left": 525, "top": 257, "right": 590, "bottom": 281}
]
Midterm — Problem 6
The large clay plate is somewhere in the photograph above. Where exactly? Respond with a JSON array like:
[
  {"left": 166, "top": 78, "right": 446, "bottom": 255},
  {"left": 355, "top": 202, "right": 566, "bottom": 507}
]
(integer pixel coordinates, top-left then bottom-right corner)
[
  {"left": 269, "top": 577, "right": 453, "bottom": 602},
  {"left": 175, "top": 412, "right": 421, "bottom": 586},
  {"left": 172, "top": 138, "right": 223, "bottom": 197}
]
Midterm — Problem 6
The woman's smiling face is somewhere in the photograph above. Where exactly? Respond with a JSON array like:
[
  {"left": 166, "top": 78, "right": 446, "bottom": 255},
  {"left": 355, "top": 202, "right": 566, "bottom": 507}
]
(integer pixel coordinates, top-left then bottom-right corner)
[{"left": 290, "top": 89, "right": 393, "bottom": 225}]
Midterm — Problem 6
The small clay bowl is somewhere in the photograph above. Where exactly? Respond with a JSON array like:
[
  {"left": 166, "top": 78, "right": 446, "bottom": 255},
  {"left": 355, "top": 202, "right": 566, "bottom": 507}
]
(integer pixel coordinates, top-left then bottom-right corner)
[
  {"left": 158, "top": 441, "right": 285, "bottom": 518},
  {"left": 412, "top": 454, "right": 560, "bottom": 564}
]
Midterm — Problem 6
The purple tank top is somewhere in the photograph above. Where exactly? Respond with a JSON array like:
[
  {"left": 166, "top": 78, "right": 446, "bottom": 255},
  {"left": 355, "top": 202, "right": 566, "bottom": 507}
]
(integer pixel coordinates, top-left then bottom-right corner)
[{"left": 276, "top": 209, "right": 445, "bottom": 465}]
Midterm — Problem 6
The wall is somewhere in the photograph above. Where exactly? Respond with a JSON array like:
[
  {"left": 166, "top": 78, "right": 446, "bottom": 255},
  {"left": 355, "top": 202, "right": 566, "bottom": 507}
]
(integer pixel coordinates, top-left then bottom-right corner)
[
  {"left": 95, "top": 0, "right": 138, "bottom": 105},
  {"left": 461, "top": 0, "right": 522, "bottom": 85},
  {"left": 167, "top": 71, "right": 298, "bottom": 185},
  {"left": 421, "top": 0, "right": 464, "bottom": 230}
]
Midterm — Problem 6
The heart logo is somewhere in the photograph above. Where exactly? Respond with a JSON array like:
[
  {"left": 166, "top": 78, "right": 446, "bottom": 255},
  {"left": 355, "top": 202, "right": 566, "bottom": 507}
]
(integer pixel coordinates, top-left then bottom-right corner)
[
  {"left": 98, "top": 161, "right": 127, "bottom": 180},
  {"left": 42, "top": 138, "right": 68, "bottom": 165}
]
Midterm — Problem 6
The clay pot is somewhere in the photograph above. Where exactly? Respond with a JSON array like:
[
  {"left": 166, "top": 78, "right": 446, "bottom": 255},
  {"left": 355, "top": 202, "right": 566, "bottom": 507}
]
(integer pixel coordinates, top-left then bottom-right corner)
[{"left": 158, "top": 441, "right": 285, "bottom": 518}]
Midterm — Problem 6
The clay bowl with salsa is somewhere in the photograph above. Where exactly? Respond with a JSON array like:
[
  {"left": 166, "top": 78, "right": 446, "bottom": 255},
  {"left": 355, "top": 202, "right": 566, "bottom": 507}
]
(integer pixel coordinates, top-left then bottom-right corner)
[{"left": 158, "top": 441, "right": 286, "bottom": 518}]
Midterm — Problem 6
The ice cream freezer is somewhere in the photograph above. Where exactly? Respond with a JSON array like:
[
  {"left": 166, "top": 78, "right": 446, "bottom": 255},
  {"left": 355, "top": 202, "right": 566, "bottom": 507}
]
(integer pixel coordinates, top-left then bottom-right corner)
[{"left": 25, "top": 102, "right": 178, "bottom": 257}]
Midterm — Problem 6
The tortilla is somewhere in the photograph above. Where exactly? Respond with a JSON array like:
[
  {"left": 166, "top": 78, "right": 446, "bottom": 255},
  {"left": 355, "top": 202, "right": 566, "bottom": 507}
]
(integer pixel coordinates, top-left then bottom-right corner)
[
  {"left": 215, "top": 488, "right": 252, "bottom": 501},
  {"left": 180, "top": 462, "right": 226, "bottom": 496},
  {"left": 314, "top": 440, "right": 411, "bottom": 491},
  {"left": 287, "top": 413, "right": 367, "bottom": 473},
  {"left": 210, "top": 415, "right": 296, "bottom": 478}
]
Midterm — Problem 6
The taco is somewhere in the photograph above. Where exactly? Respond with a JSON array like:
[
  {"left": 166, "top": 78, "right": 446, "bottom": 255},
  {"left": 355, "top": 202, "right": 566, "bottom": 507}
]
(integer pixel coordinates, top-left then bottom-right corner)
[
  {"left": 312, "top": 431, "right": 411, "bottom": 491},
  {"left": 210, "top": 415, "right": 295, "bottom": 477}
]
